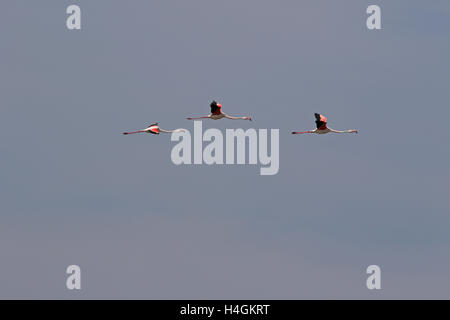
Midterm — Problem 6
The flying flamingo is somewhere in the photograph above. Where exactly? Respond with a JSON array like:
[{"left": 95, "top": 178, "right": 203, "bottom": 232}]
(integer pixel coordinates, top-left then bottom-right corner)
[
  {"left": 187, "top": 100, "right": 252, "bottom": 121},
  {"left": 292, "top": 113, "right": 358, "bottom": 135},
  {"left": 123, "top": 123, "right": 185, "bottom": 135}
]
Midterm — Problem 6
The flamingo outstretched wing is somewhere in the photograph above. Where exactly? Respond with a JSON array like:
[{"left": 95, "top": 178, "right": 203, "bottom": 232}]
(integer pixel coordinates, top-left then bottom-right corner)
[
  {"left": 314, "top": 113, "right": 327, "bottom": 130},
  {"left": 210, "top": 101, "right": 222, "bottom": 115}
]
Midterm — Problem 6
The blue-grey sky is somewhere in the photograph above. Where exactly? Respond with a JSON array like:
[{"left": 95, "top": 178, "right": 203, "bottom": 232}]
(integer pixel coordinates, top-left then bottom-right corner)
[{"left": 1, "top": 0, "right": 449, "bottom": 299}]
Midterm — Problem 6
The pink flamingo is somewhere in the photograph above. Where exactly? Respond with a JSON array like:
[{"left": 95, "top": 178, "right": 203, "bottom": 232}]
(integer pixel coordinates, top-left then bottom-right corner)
[
  {"left": 187, "top": 100, "right": 251, "bottom": 121},
  {"left": 292, "top": 113, "right": 358, "bottom": 135},
  {"left": 123, "top": 123, "right": 184, "bottom": 135}
]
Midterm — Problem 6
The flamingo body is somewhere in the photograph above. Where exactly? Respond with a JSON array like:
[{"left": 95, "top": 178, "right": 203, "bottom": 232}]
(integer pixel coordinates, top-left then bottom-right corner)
[
  {"left": 146, "top": 123, "right": 160, "bottom": 134},
  {"left": 210, "top": 114, "right": 226, "bottom": 120}
]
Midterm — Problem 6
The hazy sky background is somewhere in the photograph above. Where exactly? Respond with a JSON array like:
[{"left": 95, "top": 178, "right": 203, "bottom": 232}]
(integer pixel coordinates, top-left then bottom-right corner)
[{"left": 1, "top": 0, "right": 449, "bottom": 299}]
